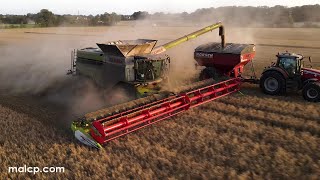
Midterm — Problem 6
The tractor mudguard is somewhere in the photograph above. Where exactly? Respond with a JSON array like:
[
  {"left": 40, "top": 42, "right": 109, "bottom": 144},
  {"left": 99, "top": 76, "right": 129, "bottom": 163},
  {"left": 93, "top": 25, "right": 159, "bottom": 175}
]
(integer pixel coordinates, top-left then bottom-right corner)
[
  {"left": 262, "top": 67, "right": 289, "bottom": 80},
  {"left": 302, "top": 78, "right": 319, "bottom": 88}
]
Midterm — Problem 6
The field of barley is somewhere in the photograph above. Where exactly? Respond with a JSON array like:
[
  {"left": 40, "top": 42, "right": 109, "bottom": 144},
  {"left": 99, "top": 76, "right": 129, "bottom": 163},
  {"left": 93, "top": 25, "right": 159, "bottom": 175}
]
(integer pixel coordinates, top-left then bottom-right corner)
[{"left": 0, "top": 22, "right": 320, "bottom": 179}]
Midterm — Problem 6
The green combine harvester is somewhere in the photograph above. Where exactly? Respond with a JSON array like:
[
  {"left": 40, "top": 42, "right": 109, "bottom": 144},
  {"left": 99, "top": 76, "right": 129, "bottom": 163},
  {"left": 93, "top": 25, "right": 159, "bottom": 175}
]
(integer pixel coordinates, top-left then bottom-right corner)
[
  {"left": 68, "top": 22, "right": 226, "bottom": 148},
  {"left": 68, "top": 22, "right": 225, "bottom": 99}
]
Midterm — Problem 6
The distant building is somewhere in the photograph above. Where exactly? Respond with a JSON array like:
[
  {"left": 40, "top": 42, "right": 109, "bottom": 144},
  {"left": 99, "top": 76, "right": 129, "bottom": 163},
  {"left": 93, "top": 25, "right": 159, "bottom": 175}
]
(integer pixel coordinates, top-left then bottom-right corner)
[
  {"left": 27, "top": 20, "right": 35, "bottom": 25},
  {"left": 122, "top": 15, "right": 132, "bottom": 21},
  {"left": 294, "top": 22, "right": 320, "bottom": 28}
]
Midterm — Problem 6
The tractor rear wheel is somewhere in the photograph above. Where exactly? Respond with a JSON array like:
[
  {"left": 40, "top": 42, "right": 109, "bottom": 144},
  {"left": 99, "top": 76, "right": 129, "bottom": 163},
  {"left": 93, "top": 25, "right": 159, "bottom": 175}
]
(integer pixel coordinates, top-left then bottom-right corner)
[
  {"left": 260, "top": 71, "right": 286, "bottom": 95},
  {"left": 302, "top": 82, "right": 320, "bottom": 102}
]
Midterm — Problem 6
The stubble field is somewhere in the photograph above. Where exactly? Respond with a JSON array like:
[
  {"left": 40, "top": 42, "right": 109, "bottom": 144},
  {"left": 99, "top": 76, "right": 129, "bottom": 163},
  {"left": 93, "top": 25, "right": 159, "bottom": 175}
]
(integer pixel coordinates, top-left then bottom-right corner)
[{"left": 0, "top": 22, "right": 320, "bottom": 179}]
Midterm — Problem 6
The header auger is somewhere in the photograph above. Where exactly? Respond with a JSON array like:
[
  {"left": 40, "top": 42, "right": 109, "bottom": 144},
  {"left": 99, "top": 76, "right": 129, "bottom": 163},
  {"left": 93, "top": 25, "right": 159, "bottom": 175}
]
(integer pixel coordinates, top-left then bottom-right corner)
[{"left": 69, "top": 22, "right": 319, "bottom": 148}]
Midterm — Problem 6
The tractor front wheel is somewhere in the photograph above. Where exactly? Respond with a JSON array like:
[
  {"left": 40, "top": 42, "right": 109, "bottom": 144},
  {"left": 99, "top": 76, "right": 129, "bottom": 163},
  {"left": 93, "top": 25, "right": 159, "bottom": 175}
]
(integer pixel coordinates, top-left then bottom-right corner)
[
  {"left": 260, "top": 71, "right": 286, "bottom": 95},
  {"left": 303, "top": 82, "right": 320, "bottom": 102}
]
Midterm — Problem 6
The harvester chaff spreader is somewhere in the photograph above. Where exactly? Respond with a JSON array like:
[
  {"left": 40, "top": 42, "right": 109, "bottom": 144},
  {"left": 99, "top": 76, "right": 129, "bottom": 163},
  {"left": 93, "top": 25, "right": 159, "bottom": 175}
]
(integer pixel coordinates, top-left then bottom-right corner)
[{"left": 68, "top": 22, "right": 320, "bottom": 148}]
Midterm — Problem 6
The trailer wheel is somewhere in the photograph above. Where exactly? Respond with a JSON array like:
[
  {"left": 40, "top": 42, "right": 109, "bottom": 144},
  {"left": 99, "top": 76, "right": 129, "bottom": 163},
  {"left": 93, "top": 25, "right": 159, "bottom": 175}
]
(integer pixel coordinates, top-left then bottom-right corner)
[
  {"left": 303, "top": 82, "right": 320, "bottom": 102},
  {"left": 260, "top": 71, "right": 286, "bottom": 95},
  {"left": 199, "top": 67, "right": 220, "bottom": 80}
]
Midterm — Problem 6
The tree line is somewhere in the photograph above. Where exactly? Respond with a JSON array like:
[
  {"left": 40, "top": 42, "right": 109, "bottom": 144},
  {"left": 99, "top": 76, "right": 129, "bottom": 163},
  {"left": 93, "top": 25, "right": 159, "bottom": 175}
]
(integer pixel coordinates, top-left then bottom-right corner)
[
  {"left": 0, "top": 9, "right": 140, "bottom": 27},
  {"left": 147, "top": 5, "right": 320, "bottom": 27},
  {"left": 1, "top": 5, "right": 320, "bottom": 28}
]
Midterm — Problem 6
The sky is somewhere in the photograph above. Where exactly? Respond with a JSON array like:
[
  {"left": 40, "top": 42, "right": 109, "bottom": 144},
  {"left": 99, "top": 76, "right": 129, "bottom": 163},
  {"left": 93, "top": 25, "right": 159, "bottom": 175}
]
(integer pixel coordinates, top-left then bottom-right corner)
[{"left": 0, "top": 0, "right": 320, "bottom": 15}]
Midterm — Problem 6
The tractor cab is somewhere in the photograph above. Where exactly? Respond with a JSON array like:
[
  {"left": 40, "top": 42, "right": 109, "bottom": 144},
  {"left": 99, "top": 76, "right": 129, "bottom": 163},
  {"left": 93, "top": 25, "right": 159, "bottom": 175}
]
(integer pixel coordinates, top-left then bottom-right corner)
[{"left": 276, "top": 52, "right": 303, "bottom": 78}]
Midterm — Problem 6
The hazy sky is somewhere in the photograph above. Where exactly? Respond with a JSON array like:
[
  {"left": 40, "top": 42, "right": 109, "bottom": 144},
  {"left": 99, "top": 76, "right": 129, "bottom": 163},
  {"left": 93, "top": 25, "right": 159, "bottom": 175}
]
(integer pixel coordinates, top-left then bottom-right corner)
[{"left": 1, "top": 0, "right": 320, "bottom": 15}]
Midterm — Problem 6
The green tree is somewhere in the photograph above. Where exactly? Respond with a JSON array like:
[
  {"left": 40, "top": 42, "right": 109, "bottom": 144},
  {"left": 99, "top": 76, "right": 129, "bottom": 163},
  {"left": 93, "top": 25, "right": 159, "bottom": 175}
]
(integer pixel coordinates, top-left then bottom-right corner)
[
  {"left": 108, "top": 12, "right": 121, "bottom": 25},
  {"left": 89, "top": 15, "right": 100, "bottom": 26},
  {"left": 35, "top": 9, "right": 56, "bottom": 27},
  {"left": 132, "top": 11, "right": 149, "bottom": 20}
]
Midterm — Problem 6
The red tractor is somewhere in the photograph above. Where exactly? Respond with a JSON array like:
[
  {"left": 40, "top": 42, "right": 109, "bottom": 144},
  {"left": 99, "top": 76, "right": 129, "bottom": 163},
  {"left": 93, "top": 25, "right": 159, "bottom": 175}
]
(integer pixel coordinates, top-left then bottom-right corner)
[{"left": 260, "top": 52, "right": 320, "bottom": 102}]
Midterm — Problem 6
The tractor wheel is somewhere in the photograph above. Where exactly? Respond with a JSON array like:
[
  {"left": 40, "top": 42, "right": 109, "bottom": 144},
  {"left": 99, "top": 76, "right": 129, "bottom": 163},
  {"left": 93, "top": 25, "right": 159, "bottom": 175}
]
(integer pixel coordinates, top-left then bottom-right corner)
[
  {"left": 302, "top": 82, "right": 320, "bottom": 102},
  {"left": 260, "top": 71, "right": 286, "bottom": 95}
]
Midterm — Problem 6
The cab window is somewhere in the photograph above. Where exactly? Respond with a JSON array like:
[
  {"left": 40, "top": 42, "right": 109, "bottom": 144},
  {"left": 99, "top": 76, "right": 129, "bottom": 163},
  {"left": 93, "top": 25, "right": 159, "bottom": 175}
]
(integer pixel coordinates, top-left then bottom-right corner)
[{"left": 278, "top": 57, "right": 297, "bottom": 76}]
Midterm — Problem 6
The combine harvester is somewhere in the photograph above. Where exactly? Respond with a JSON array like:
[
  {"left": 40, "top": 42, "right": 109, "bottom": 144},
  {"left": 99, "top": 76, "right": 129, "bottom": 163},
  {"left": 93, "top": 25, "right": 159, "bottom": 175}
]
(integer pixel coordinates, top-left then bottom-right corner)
[{"left": 68, "top": 22, "right": 320, "bottom": 148}]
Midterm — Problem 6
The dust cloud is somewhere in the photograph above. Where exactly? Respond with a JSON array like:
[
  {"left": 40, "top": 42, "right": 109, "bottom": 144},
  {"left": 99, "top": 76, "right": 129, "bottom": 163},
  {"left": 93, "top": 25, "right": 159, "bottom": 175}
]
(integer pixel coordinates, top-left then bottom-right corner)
[
  {"left": 0, "top": 19, "right": 256, "bottom": 121},
  {"left": 0, "top": 28, "right": 107, "bottom": 119}
]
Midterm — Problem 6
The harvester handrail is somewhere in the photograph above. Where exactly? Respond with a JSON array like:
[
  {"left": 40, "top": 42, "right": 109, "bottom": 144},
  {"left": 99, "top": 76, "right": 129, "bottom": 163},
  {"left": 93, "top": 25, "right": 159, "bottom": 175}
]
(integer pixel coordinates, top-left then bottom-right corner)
[{"left": 151, "top": 22, "right": 225, "bottom": 55}]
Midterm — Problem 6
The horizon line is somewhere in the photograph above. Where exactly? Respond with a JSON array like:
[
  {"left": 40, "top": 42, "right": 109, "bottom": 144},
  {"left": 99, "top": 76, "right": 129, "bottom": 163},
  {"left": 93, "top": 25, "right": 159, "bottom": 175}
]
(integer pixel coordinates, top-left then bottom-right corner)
[{"left": 1, "top": 4, "right": 319, "bottom": 16}]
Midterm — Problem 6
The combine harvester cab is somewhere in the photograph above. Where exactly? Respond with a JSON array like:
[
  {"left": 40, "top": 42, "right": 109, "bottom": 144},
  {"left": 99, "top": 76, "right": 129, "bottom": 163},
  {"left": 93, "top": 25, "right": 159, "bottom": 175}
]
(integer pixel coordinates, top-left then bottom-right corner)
[{"left": 70, "top": 22, "right": 257, "bottom": 148}]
